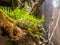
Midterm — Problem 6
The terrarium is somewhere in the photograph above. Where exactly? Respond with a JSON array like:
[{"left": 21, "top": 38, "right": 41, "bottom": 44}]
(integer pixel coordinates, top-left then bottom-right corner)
[{"left": 0, "top": 0, "right": 60, "bottom": 45}]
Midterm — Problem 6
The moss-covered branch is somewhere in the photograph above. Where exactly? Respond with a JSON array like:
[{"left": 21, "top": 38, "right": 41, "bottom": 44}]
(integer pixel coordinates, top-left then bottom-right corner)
[
  {"left": 0, "top": 10, "right": 26, "bottom": 41},
  {"left": 0, "top": 4, "right": 45, "bottom": 37}
]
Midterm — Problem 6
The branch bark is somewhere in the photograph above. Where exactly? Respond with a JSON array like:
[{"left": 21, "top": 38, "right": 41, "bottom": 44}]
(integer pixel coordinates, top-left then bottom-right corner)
[{"left": 0, "top": 10, "right": 26, "bottom": 41}]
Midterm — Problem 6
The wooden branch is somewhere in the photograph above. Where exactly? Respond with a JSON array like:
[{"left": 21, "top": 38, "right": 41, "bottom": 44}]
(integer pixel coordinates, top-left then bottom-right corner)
[{"left": 0, "top": 11, "right": 26, "bottom": 41}]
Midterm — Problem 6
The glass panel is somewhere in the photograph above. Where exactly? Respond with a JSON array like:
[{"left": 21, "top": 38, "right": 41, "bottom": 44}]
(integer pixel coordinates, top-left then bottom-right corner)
[{"left": 41, "top": 0, "right": 60, "bottom": 45}]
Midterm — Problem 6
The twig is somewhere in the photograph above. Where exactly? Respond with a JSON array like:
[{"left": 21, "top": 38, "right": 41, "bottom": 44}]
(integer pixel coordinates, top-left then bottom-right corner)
[{"left": 40, "top": 8, "right": 59, "bottom": 45}]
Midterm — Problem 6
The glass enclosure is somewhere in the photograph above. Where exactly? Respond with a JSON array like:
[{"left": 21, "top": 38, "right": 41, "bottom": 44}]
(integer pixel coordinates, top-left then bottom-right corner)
[
  {"left": 41, "top": 0, "right": 60, "bottom": 45},
  {"left": 0, "top": 0, "right": 60, "bottom": 45}
]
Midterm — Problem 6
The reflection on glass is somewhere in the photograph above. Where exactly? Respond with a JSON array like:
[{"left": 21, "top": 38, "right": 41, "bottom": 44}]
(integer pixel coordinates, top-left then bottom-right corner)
[{"left": 52, "top": 0, "right": 59, "bottom": 8}]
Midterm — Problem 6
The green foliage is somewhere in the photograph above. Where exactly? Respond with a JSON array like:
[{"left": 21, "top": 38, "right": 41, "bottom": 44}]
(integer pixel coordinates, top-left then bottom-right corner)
[
  {"left": 18, "top": 17, "right": 45, "bottom": 37},
  {"left": 0, "top": 2, "right": 45, "bottom": 37}
]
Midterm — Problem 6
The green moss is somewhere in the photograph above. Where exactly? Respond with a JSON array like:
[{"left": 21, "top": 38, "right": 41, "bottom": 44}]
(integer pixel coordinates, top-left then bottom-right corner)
[{"left": 0, "top": 2, "right": 45, "bottom": 37}]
